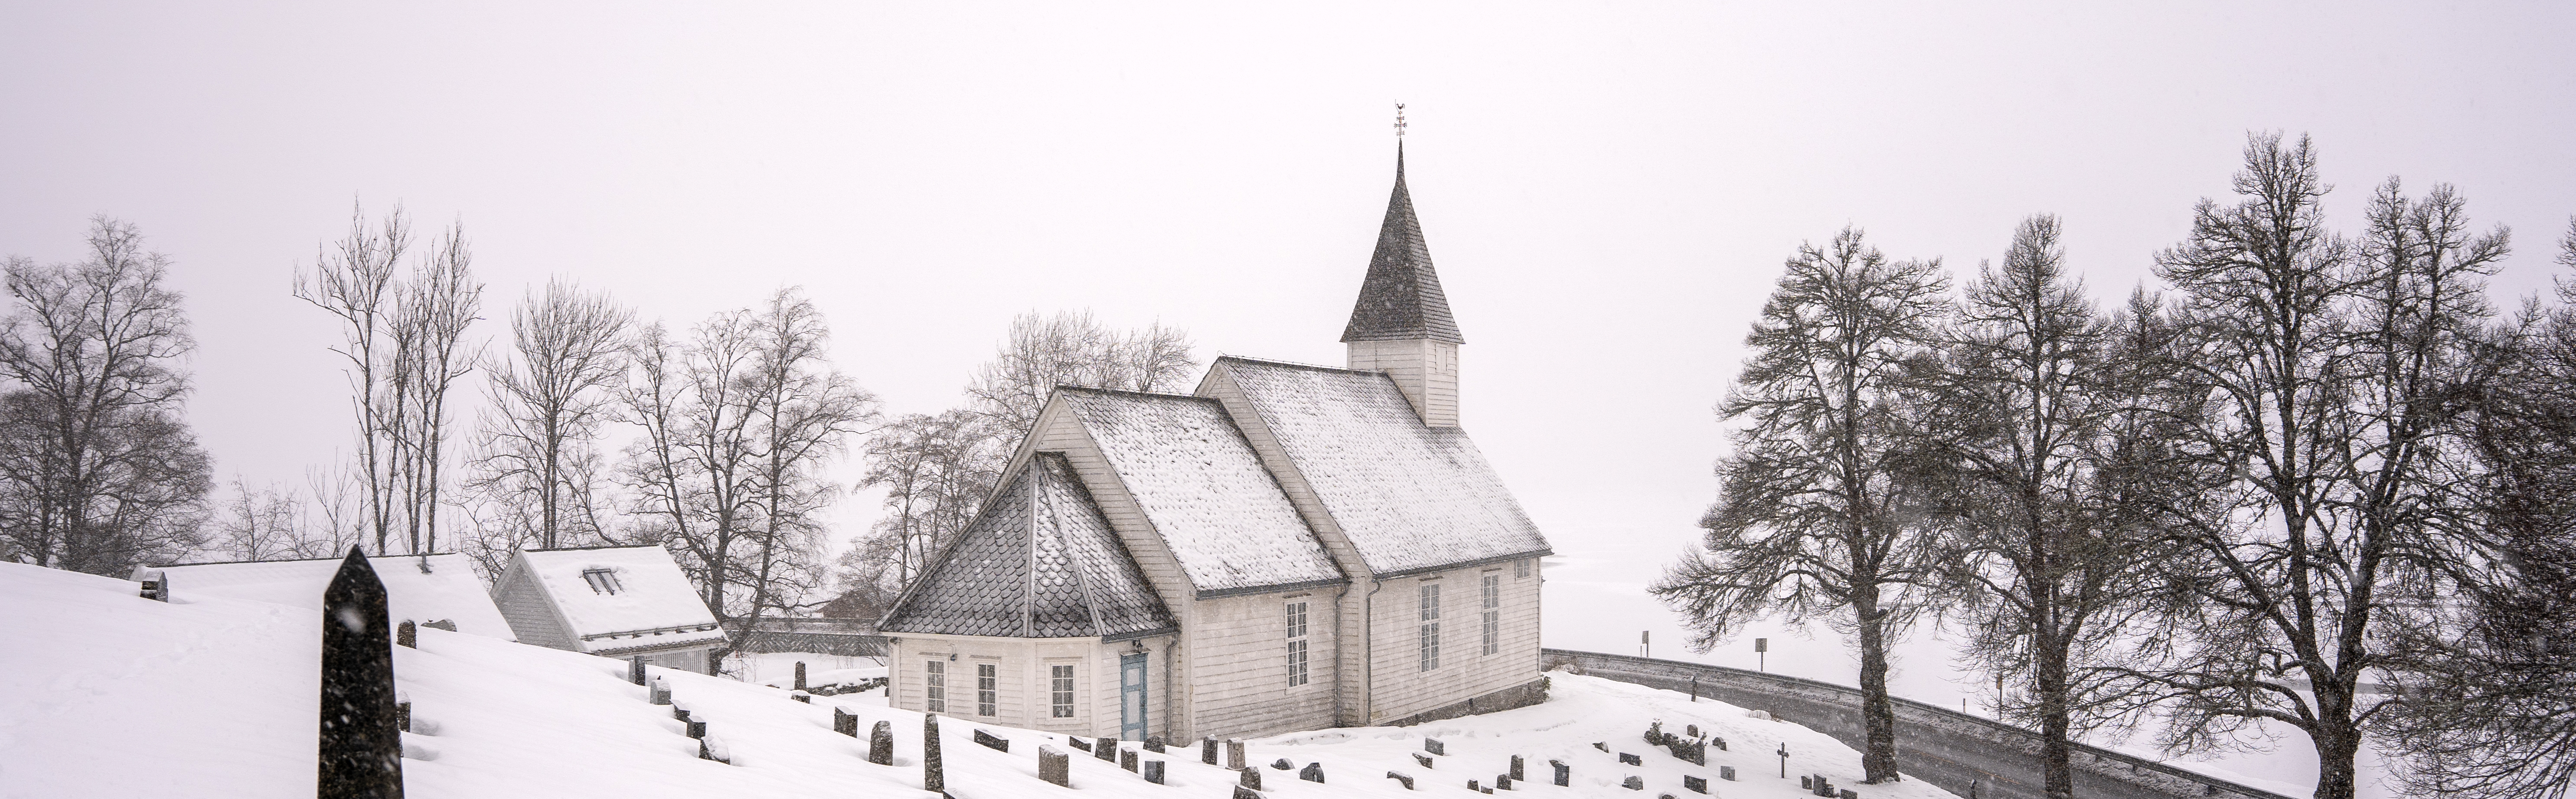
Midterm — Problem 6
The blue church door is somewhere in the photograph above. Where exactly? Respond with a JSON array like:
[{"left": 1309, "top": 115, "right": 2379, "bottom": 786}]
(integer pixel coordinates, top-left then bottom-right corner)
[{"left": 1118, "top": 652, "right": 1148, "bottom": 740}]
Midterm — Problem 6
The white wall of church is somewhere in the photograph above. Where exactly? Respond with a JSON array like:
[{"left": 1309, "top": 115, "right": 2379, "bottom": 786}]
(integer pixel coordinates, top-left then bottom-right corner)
[
  {"left": 1181, "top": 589, "right": 1339, "bottom": 741},
  {"left": 1361, "top": 557, "right": 1544, "bottom": 724},
  {"left": 1345, "top": 338, "right": 1461, "bottom": 428},
  {"left": 888, "top": 634, "right": 1176, "bottom": 740}
]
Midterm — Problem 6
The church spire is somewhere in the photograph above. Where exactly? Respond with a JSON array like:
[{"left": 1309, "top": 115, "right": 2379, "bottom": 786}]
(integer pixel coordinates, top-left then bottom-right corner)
[
  {"left": 1339, "top": 141, "right": 1465, "bottom": 345},
  {"left": 1342, "top": 115, "right": 1466, "bottom": 428}
]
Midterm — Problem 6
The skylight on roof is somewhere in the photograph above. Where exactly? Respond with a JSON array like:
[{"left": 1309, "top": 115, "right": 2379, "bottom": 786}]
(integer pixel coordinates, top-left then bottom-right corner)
[{"left": 581, "top": 568, "right": 622, "bottom": 595}]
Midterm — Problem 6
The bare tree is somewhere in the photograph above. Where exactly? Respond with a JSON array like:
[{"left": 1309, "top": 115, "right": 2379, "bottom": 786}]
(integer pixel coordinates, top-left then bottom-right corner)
[
  {"left": 2109, "top": 135, "right": 2507, "bottom": 799},
  {"left": 2374, "top": 216, "right": 2576, "bottom": 799},
  {"left": 964, "top": 310, "right": 1196, "bottom": 433},
  {"left": 1652, "top": 227, "right": 1949, "bottom": 784},
  {"left": 467, "top": 278, "right": 631, "bottom": 552},
  {"left": 213, "top": 477, "right": 333, "bottom": 561},
  {"left": 842, "top": 408, "right": 1002, "bottom": 614},
  {"left": 294, "top": 203, "right": 408, "bottom": 553},
  {"left": 618, "top": 289, "right": 879, "bottom": 669},
  {"left": 0, "top": 217, "right": 212, "bottom": 574},
  {"left": 297, "top": 206, "right": 482, "bottom": 555},
  {"left": 1907, "top": 217, "right": 2188, "bottom": 798}
]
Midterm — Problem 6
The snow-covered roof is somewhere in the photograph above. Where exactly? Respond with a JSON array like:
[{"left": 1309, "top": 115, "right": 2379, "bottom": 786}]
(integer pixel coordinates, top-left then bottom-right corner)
[
  {"left": 1209, "top": 356, "right": 1551, "bottom": 577},
  {"left": 506, "top": 545, "right": 724, "bottom": 652},
  {"left": 1056, "top": 387, "right": 1345, "bottom": 596},
  {"left": 880, "top": 453, "right": 1175, "bottom": 639},
  {"left": 134, "top": 553, "right": 513, "bottom": 640}
]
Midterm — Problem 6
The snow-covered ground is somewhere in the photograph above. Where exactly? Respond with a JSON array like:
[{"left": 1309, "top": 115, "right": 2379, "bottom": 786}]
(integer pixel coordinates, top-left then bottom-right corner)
[{"left": 0, "top": 560, "right": 1959, "bottom": 799}]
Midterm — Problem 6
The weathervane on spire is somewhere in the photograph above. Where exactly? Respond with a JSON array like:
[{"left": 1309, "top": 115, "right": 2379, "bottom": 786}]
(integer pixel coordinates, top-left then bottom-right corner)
[{"left": 1394, "top": 102, "right": 1407, "bottom": 140}]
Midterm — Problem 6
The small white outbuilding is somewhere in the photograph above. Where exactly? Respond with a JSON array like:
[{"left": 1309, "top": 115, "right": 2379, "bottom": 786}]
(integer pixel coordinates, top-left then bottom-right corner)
[
  {"left": 133, "top": 552, "right": 513, "bottom": 640},
  {"left": 493, "top": 544, "right": 727, "bottom": 674}
]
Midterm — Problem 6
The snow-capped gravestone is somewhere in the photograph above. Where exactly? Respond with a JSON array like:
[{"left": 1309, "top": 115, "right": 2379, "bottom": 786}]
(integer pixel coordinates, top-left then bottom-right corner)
[{"left": 318, "top": 547, "right": 402, "bottom": 799}]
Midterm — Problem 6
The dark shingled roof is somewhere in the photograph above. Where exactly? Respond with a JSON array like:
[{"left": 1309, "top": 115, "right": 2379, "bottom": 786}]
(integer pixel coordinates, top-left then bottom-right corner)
[
  {"left": 1340, "top": 145, "right": 1466, "bottom": 346},
  {"left": 878, "top": 453, "right": 1175, "bottom": 639}
]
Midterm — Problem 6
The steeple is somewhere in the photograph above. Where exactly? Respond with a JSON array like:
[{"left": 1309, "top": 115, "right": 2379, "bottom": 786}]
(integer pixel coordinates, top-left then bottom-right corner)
[
  {"left": 1340, "top": 144, "right": 1465, "bottom": 346},
  {"left": 1343, "top": 138, "right": 1465, "bottom": 428}
]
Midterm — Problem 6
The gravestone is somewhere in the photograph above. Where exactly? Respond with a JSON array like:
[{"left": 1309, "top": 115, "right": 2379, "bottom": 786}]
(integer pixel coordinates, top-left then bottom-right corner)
[
  {"left": 1619, "top": 752, "right": 1642, "bottom": 766},
  {"left": 1122, "top": 750, "right": 1138, "bottom": 772},
  {"left": 1496, "top": 773, "right": 1513, "bottom": 789},
  {"left": 790, "top": 691, "right": 811, "bottom": 704},
  {"left": 1143, "top": 760, "right": 1166, "bottom": 784},
  {"left": 1095, "top": 737, "right": 1117, "bottom": 762},
  {"left": 1551, "top": 760, "right": 1570, "bottom": 787},
  {"left": 1201, "top": 737, "right": 1217, "bottom": 764},
  {"left": 139, "top": 570, "right": 169, "bottom": 602},
  {"left": 868, "top": 720, "right": 893, "bottom": 765},
  {"left": 1469, "top": 779, "right": 1482, "bottom": 792},
  {"left": 1414, "top": 753, "right": 1434, "bottom": 769},
  {"left": 1592, "top": 742, "right": 1608, "bottom": 752},
  {"left": 1225, "top": 739, "right": 1246, "bottom": 770},
  {"left": 395, "top": 701, "right": 411, "bottom": 733},
  {"left": 1299, "top": 762, "right": 1324, "bottom": 783},
  {"left": 627, "top": 655, "right": 644, "bottom": 684},
  {"left": 1684, "top": 775, "right": 1708, "bottom": 793},
  {"left": 793, "top": 661, "right": 807, "bottom": 691},
  {"left": 833, "top": 707, "right": 858, "bottom": 736},
  {"left": 1068, "top": 736, "right": 1092, "bottom": 752},
  {"left": 1386, "top": 771, "right": 1414, "bottom": 790},
  {"left": 1271, "top": 758, "right": 1294, "bottom": 770},
  {"left": 686, "top": 720, "right": 706, "bottom": 739},
  {"left": 398, "top": 620, "right": 417, "bottom": 648},
  {"left": 1720, "top": 766, "right": 1736, "bottom": 781},
  {"left": 973, "top": 729, "right": 1008, "bottom": 752},
  {"left": 922, "top": 715, "right": 944, "bottom": 793},
  {"left": 1037, "top": 744, "right": 1069, "bottom": 786},
  {"left": 650, "top": 679, "right": 671, "bottom": 705},
  {"left": 1145, "top": 735, "right": 1166, "bottom": 753},
  {"left": 1233, "top": 786, "right": 1263, "bottom": 799},
  {"left": 1423, "top": 737, "right": 1446, "bottom": 756},
  {"left": 1685, "top": 724, "right": 1698, "bottom": 738},
  {"left": 1839, "top": 791, "right": 1858, "bottom": 799},
  {"left": 1510, "top": 754, "right": 1524, "bottom": 781},
  {"left": 1238, "top": 766, "right": 1262, "bottom": 790},
  {"left": 1623, "top": 775, "right": 1645, "bottom": 790},
  {"left": 317, "top": 547, "right": 402, "bottom": 799}
]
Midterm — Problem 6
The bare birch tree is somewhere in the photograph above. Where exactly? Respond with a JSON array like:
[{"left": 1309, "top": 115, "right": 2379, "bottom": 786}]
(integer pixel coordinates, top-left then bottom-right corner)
[
  {"left": 965, "top": 310, "right": 1195, "bottom": 433},
  {"left": 297, "top": 206, "right": 481, "bottom": 555},
  {"left": 0, "top": 217, "right": 212, "bottom": 573},
  {"left": 617, "top": 289, "right": 878, "bottom": 669},
  {"left": 1652, "top": 227, "right": 1948, "bottom": 784},
  {"left": 467, "top": 278, "right": 630, "bottom": 553}
]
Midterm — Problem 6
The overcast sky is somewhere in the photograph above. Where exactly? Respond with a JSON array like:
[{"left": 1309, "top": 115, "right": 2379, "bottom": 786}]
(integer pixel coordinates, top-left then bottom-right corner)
[{"left": 5, "top": 3, "right": 2572, "bottom": 792}]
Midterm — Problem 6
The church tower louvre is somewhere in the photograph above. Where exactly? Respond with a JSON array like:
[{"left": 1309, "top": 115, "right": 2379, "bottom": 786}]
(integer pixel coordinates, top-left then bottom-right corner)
[{"left": 1342, "top": 143, "right": 1464, "bottom": 428}]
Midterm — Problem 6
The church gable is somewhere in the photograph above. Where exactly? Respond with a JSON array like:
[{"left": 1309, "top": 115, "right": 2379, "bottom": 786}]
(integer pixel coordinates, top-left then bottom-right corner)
[
  {"left": 1055, "top": 387, "right": 1345, "bottom": 598},
  {"left": 879, "top": 452, "right": 1175, "bottom": 639},
  {"left": 1203, "top": 357, "right": 1550, "bottom": 578}
]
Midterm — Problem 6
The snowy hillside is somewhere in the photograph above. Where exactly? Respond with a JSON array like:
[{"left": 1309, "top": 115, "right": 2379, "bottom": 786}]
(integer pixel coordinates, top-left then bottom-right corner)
[{"left": 0, "top": 561, "right": 1959, "bottom": 799}]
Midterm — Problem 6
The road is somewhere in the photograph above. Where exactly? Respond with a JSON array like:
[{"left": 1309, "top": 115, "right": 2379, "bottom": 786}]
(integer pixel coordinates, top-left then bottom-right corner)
[{"left": 1544, "top": 649, "right": 2292, "bottom": 799}]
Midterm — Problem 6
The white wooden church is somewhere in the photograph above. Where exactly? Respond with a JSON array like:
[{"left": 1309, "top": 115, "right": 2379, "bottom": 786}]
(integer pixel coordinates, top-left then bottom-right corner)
[{"left": 878, "top": 147, "right": 1551, "bottom": 743}]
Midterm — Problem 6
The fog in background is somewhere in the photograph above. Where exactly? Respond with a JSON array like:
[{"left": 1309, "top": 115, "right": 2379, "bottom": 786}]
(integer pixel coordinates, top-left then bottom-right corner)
[{"left": 7, "top": 3, "right": 2573, "bottom": 795}]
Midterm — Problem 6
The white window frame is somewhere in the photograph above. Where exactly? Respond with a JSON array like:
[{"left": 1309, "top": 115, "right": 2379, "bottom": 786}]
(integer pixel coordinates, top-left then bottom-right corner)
[
  {"left": 976, "top": 662, "right": 998, "bottom": 717},
  {"left": 1286, "top": 601, "right": 1310, "bottom": 687},
  {"left": 1418, "top": 583, "right": 1442, "bottom": 671},
  {"left": 925, "top": 660, "right": 946, "bottom": 713},
  {"left": 1051, "top": 664, "right": 1076, "bottom": 718},
  {"left": 1482, "top": 573, "right": 1501, "bottom": 656},
  {"left": 1515, "top": 558, "right": 1531, "bottom": 579}
]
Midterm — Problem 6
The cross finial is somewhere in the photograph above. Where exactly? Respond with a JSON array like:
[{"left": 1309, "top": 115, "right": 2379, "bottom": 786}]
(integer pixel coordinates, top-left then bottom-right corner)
[{"left": 1394, "top": 102, "right": 1407, "bottom": 140}]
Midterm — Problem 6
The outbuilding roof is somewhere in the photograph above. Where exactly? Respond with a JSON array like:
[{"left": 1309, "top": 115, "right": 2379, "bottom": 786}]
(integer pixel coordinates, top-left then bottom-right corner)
[
  {"left": 1056, "top": 387, "right": 1345, "bottom": 596},
  {"left": 504, "top": 545, "right": 725, "bottom": 652},
  {"left": 879, "top": 452, "right": 1176, "bottom": 639},
  {"left": 1211, "top": 356, "right": 1551, "bottom": 577},
  {"left": 135, "top": 553, "right": 513, "bottom": 640}
]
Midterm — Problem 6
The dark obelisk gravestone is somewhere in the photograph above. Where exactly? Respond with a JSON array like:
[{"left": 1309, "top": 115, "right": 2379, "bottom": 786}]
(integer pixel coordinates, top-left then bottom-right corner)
[{"left": 318, "top": 547, "right": 402, "bottom": 798}]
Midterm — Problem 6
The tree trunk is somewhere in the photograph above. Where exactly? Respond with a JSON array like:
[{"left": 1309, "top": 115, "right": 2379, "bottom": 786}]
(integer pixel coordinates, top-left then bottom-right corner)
[
  {"left": 1853, "top": 587, "right": 1901, "bottom": 783},
  {"left": 2035, "top": 630, "right": 2074, "bottom": 799}
]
